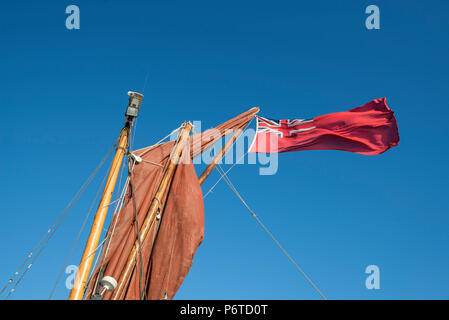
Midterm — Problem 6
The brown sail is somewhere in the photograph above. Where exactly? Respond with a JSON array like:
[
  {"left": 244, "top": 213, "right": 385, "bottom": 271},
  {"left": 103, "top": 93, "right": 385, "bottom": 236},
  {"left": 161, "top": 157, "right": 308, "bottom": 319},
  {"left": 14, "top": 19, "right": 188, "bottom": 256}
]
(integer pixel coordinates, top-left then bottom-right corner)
[{"left": 85, "top": 107, "right": 258, "bottom": 300}]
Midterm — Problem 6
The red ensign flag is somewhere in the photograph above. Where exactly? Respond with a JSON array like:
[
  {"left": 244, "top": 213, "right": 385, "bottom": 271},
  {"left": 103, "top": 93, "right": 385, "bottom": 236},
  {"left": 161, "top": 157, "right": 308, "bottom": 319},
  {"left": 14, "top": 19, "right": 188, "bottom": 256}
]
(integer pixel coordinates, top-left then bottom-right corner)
[{"left": 249, "top": 98, "right": 399, "bottom": 155}]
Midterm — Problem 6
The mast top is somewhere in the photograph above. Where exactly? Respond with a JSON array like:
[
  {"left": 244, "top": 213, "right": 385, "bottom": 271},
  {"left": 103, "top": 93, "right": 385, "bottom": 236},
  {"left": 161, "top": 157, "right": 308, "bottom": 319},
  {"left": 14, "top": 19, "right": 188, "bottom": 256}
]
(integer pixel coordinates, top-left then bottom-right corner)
[{"left": 125, "top": 91, "right": 144, "bottom": 123}]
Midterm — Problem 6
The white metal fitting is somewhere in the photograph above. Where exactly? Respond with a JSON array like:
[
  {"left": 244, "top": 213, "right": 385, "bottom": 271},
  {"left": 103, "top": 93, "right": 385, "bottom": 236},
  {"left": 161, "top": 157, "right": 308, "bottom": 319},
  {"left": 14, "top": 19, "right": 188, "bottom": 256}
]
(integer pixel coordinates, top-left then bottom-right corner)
[
  {"left": 129, "top": 153, "right": 142, "bottom": 164},
  {"left": 100, "top": 276, "right": 118, "bottom": 293}
]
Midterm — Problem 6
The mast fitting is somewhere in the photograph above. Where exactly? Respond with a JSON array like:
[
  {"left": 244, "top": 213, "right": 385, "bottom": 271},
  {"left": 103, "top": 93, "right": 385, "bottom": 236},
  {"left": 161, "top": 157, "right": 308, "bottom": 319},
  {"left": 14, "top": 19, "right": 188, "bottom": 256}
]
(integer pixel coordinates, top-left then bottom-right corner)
[
  {"left": 99, "top": 276, "right": 117, "bottom": 295},
  {"left": 129, "top": 152, "right": 142, "bottom": 164},
  {"left": 125, "top": 91, "right": 144, "bottom": 120}
]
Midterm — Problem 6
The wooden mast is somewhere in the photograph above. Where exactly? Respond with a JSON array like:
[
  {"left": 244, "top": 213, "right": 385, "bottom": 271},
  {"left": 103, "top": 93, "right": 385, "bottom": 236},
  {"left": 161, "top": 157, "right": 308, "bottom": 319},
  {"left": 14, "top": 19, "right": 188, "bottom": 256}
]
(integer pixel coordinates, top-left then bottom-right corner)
[
  {"left": 111, "top": 122, "right": 193, "bottom": 300},
  {"left": 69, "top": 92, "right": 143, "bottom": 300}
]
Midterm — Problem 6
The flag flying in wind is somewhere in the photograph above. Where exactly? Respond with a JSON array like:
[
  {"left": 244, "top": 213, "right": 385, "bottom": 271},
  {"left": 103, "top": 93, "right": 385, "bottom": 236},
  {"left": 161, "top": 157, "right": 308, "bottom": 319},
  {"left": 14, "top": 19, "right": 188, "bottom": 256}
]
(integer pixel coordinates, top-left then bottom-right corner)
[{"left": 249, "top": 98, "right": 399, "bottom": 155}]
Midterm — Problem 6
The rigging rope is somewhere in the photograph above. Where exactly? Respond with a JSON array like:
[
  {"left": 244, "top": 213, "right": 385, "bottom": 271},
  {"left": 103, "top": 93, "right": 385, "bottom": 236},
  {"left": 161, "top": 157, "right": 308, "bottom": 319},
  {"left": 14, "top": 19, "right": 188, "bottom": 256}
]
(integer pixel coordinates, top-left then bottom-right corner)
[
  {"left": 48, "top": 149, "right": 125, "bottom": 299},
  {"left": 203, "top": 151, "right": 248, "bottom": 198},
  {"left": 84, "top": 135, "right": 129, "bottom": 300},
  {"left": 140, "top": 159, "right": 164, "bottom": 168},
  {"left": 1, "top": 140, "right": 118, "bottom": 299},
  {"left": 130, "top": 118, "right": 138, "bottom": 152},
  {"left": 133, "top": 127, "right": 180, "bottom": 156},
  {"left": 128, "top": 158, "right": 146, "bottom": 300},
  {"left": 91, "top": 175, "right": 130, "bottom": 297},
  {"left": 87, "top": 121, "right": 171, "bottom": 300},
  {"left": 83, "top": 131, "right": 134, "bottom": 300},
  {"left": 202, "top": 116, "right": 256, "bottom": 198},
  {"left": 215, "top": 164, "right": 327, "bottom": 300},
  {"left": 83, "top": 237, "right": 106, "bottom": 295},
  {"left": 3, "top": 122, "right": 177, "bottom": 299}
]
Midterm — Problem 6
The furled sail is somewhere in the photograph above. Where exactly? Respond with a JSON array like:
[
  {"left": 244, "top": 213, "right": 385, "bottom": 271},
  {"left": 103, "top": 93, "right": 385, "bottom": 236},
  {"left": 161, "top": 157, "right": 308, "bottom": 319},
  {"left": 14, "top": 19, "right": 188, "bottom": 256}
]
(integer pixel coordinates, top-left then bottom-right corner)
[{"left": 85, "top": 107, "right": 259, "bottom": 300}]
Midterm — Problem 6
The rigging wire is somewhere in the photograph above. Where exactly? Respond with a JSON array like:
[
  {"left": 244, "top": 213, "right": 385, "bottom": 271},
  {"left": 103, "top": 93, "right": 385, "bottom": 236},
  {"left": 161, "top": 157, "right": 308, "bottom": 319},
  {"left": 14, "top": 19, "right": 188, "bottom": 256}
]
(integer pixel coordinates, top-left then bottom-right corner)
[
  {"left": 111, "top": 123, "right": 180, "bottom": 227},
  {"left": 202, "top": 116, "right": 256, "bottom": 198},
  {"left": 76, "top": 132, "right": 129, "bottom": 300},
  {"left": 133, "top": 127, "right": 180, "bottom": 156},
  {"left": 203, "top": 150, "right": 248, "bottom": 198},
  {"left": 83, "top": 237, "right": 106, "bottom": 295},
  {"left": 48, "top": 149, "right": 125, "bottom": 299},
  {"left": 88, "top": 120, "right": 161, "bottom": 299},
  {"left": 215, "top": 164, "right": 327, "bottom": 300},
  {"left": 128, "top": 161, "right": 146, "bottom": 300},
  {"left": 127, "top": 116, "right": 146, "bottom": 300},
  {"left": 126, "top": 122, "right": 145, "bottom": 300},
  {"left": 117, "top": 123, "right": 185, "bottom": 300},
  {"left": 92, "top": 150, "right": 131, "bottom": 294},
  {"left": 91, "top": 176, "right": 130, "bottom": 297},
  {"left": 130, "top": 118, "right": 138, "bottom": 152},
  {"left": 1, "top": 140, "right": 118, "bottom": 299},
  {"left": 3, "top": 117, "right": 173, "bottom": 299}
]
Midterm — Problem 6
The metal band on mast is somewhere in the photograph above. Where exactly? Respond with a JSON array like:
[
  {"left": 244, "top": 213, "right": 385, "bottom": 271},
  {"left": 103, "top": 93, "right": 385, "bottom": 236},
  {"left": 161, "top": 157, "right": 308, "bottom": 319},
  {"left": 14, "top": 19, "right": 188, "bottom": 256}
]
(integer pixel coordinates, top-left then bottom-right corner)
[{"left": 68, "top": 92, "right": 143, "bottom": 300}]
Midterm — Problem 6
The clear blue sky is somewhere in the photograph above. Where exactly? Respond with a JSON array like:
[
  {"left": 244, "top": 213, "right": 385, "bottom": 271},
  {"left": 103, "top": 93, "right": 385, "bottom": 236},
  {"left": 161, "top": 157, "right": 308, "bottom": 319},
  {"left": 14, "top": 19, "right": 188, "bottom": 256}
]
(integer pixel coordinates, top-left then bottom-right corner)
[{"left": 1, "top": 0, "right": 448, "bottom": 300}]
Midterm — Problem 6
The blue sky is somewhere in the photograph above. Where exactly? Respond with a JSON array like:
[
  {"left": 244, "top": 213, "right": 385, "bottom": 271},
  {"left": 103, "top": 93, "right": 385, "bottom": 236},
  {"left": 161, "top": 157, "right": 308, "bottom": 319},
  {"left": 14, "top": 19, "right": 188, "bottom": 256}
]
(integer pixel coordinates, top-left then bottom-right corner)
[{"left": 0, "top": 0, "right": 448, "bottom": 300}]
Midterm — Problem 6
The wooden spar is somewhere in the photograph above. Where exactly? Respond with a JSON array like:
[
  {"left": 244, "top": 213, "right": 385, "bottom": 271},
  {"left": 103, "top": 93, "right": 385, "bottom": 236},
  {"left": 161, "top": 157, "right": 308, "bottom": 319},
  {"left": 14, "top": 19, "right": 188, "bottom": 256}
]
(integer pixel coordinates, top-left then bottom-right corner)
[
  {"left": 198, "top": 107, "right": 259, "bottom": 185},
  {"left": 111, "top": 122, "right": 193, "bottom": 300},
  {"left": 69, "top": 91, "right": 143, "bottom": 300},
  {"left": 198, "top": 123, "right": 246, "bottom": 185},
  {"left": 68, "top": 127, "right": 129, "bottom": 300}
]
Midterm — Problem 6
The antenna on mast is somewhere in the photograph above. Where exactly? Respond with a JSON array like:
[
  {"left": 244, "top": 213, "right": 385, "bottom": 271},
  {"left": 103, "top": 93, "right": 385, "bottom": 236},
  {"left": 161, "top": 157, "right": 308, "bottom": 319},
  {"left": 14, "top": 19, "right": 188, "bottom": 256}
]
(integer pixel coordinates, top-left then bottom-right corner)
[{"left": 125, "top": 91, "right": 144, "bottom": 125}]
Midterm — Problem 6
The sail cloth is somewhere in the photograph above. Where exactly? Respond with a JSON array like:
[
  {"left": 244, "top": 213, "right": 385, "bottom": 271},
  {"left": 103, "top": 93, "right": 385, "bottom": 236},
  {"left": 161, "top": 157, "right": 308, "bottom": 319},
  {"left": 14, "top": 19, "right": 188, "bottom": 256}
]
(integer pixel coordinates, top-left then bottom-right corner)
[
  {"left": 249, "top": 98, "right": 399, "bottom": 155},
  {"left": 135, "top": 107, "right": 260, "bottom": 160},
  {"left": 85, "top": 107, "right": 259, "bottom": 300}
]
